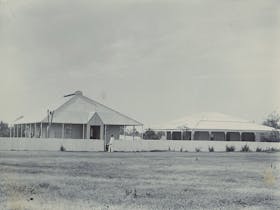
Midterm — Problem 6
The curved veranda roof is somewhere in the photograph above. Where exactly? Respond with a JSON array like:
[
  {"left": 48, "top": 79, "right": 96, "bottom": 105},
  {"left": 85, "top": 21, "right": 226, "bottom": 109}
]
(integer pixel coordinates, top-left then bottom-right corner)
[{"left": 153, "top": 112, "right": 274, "bottom": 132}]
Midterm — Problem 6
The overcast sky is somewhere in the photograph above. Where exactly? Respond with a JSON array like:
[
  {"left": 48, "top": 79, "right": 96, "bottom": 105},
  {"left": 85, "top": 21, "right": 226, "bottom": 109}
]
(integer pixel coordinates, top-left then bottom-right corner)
[{"left": 0, "top": 0, "right": 279, "bottom": 126}]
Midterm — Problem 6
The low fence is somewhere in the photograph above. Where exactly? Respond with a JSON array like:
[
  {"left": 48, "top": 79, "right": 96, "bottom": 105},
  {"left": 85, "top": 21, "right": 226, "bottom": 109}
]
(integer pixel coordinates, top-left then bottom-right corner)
[
  {"left": 1, "top": 138, "right": 280, "bottom": 152},
  {"left": 0, "top": 138, "right": 104, "bottom": 152},
  {"left": 111, "top": 139, "right": 280, "bottom": 152}
]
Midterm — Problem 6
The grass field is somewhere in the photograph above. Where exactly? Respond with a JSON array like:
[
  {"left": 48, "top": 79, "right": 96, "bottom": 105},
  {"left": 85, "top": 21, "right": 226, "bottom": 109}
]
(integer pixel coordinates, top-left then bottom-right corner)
[{"left": 0, "top": 151, "right": 279, "bottom": 210}]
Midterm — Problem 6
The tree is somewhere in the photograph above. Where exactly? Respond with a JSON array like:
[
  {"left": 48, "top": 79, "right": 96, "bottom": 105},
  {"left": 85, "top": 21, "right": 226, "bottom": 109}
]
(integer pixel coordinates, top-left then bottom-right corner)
[
  {"left": 263, "top": 111, "right": 280, "bottom": 129},
  {"left": 125, "top": 127, "right": 140, "bottom": 137},
  {"left": 0, "top": 121, "right": 10, "bottom": 137},
  {"left": 143, "top": 128, "right": 163, "bottom": 140}
]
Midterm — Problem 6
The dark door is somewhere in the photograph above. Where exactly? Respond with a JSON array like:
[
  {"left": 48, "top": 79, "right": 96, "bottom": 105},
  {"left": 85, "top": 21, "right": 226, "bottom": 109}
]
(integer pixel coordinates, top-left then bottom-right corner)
[{"left": 90, "top": 126, "right": 100, "bottom": 139}]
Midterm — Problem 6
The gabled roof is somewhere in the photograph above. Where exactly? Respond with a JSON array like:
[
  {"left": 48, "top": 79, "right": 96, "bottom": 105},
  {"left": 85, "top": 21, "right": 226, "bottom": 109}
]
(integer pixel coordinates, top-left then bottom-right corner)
[
  {"left": 15, "top": 91, "right": 142, "bottom": 126},
  {"left": 153, "top": 112, "right": 274, "bottom": 132}
]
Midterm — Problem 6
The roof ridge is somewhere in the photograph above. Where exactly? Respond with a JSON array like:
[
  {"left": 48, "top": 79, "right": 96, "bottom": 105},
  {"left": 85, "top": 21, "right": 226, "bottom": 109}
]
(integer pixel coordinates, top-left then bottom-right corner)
[
  {"left": 79, "top": 95, "right": 143, "bottom": 125},
  {"left": 41, "top": 95, "right": 78, "bottom": 122},
  {"left": 199, "top": 120, "right": 250, "bottom": 123}
]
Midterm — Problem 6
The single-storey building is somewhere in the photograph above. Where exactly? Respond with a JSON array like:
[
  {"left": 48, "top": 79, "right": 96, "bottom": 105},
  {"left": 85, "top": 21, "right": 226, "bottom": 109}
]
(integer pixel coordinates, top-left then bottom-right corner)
[
  {"left": 11, "top": 91, "right": 143, "bottom": 144},
  {"left": 151, "top": 112, "right": 277, "bottom": 142}
]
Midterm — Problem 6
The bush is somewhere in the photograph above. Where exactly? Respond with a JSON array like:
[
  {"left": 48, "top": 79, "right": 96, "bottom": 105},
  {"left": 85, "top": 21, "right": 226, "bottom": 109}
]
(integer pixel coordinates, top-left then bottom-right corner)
[
  {"left": 60, "top": 145, "right": 66, "bottom": 152},
  {"left": 256, "top": 147, "right": 263, "bottom": 152},
  {"left": 226, "top": 145, "right": 235, "bottom": 152},
  {"left": 263, "top": 147, "right": 280, "bottom": 153},
  {"left": 270, "top": 148, "right": 280, "bottom": 152},
  {"left": 143, "top": 129, "right": 162, "bottom": 140},
  {"left": 195, "top": 148, "right": 201, "bottom": 152},
  {"left": 208, "top": 146, "right": 214, "bottom": 152},
  {"left": 125, "top": 188, "right": 137, "bottom": 198},
  {"left": 241, "top": 144, "right": 250, "bottom": 152}
]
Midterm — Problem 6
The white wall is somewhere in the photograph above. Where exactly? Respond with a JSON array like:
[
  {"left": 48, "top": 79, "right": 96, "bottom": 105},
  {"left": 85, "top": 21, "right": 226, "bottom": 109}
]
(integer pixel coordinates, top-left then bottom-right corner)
[
  {"left": 110, "top": 139, "right": 280, "bottom": 152},
  {"left": 1, "top": 138, "right": 279, "bottom": 152},
  {"left": 0, "top": 138, "right": 104, "bottom": 152}
]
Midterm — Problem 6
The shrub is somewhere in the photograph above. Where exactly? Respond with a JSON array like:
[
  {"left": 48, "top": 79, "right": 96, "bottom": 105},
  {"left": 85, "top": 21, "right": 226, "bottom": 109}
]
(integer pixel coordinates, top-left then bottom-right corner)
[
  {"left": 143, "top": 129, "right": 162, "bottom": 140},
  {"left": 195, "top": 148, "right": 201, "bottom": 152},
  {"left": 226, "top": 145, "right": 235, "bottom": 152},
  {"left": 125, "top": 188, "right": 137, "bottom": 198},
  {"left": 180, "top": 147, "right": 183, "bottom": 152},
  {"left": 256, "top": 147, "right": 263, "bottom": 152},
  {"left": 208, "top": 146, "right": 214, "bottom": 152},
  {"left": 241, "top": 144, "right": 250, "bottom": 152},
  {"left": 60, "top": 145, "right": 66, "bottom": 152},
  {"left": 150, "top": 150, "right": 166, "bottom": 152},
  {"left": 271, "top": 148, "right": 280, "bottom": 152},
  {"left": 263, "top": 147, "right": 280, "bottom": 153},
  {"left": 133, "top": 189, "right": 137, "bottom": 198}
]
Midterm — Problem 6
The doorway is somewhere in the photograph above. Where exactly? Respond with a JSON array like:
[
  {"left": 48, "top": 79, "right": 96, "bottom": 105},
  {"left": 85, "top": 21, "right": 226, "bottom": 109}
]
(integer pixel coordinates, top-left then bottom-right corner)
[{"left": 90, "top": 126, "right": 100, "bottom": 139}]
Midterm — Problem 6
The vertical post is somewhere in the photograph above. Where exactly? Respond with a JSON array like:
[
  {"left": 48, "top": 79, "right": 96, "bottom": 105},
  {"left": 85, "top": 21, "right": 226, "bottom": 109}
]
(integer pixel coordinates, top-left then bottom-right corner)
[
  {"left": 46, "top": 126, "right": 48, "bottom": 138},
  {"left": 191, "top": 130, "right": 194, "bottom": 140},
  {"left": 62, "top": 123, "right": 64, "bottom": 139},
  {"left": 16, "top": 125, "right": 18, "bottom": 138},
  {"left": 124, "top": 125, "right": 126, "bottom": 140},
  {"left": 40, "top": 123, "right": 43, "bottom": 138},
  {"left": 104, "top": 124, "right": 107, "bottom": 151},
  {"left": 20, "top": 124, "right": 23, "bottom": 138},
  {"left": 120, "top": 126, "right": 122, "bottom": 139},
  {"left": 29, "top": 123, "right": 31, "bottom": 138},
  {"left": 86, "top": 124, "right": 90, "bottom": 139},
  {"left": 34, "top": 123, "right": 37, "bottom": 138},
  {"left": 82, "top": 124, "right": 85, "bottom": 139},
  {"left": 133, "top": 125, "right": 135, "bottom": 140},
  {"left": 254, "top": 132, "right": 257, "bottom": 142}
]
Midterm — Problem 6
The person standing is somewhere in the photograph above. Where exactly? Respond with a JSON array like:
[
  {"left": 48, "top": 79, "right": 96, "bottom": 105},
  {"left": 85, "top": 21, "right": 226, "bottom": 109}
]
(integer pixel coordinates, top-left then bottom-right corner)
[{"left": 108, "top": 135, "right": 115, "bottom": 152}]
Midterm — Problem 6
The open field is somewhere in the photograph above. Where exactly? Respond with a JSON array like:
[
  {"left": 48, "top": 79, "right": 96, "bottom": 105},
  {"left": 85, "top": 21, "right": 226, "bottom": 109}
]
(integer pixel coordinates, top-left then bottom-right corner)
[{"left": 0, "top": 151, "right": 279, "bottom": 210}]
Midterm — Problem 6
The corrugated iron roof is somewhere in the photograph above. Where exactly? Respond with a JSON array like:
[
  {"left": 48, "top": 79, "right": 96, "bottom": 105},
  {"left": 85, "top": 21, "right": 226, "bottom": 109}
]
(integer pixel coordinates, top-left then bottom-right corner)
[
  {"left": 153, "top": 112, "right": 274, "bottom": 132},
  {"left": 14, "top": 91, "right": 142, "bottom": 126}
]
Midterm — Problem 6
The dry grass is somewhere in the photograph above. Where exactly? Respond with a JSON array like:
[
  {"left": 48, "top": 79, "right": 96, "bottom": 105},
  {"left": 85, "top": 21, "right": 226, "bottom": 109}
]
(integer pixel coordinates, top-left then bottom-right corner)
[{"left": 0, "top": 151, "right": 279, "bottom": 210}]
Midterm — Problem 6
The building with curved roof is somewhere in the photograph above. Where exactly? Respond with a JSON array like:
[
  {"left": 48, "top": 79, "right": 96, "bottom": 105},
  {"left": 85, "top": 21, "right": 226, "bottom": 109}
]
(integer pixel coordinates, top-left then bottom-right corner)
[{"left": 152, "top": 112, "right": 276, "bottom": 141}]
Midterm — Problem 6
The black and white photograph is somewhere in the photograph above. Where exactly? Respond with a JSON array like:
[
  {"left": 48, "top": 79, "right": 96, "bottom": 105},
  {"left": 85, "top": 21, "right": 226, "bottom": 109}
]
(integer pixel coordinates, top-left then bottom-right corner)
[{"left": 0, "top": 0, "right": 280, "bottom": 209}]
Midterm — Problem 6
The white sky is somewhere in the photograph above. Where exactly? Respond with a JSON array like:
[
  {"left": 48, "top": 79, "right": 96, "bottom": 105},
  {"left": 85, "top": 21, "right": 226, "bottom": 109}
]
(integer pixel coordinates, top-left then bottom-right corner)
[{"left": 0, "top": 0, "right": 280, "bottom": 125}]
